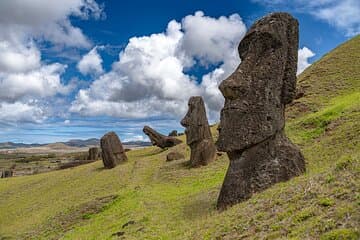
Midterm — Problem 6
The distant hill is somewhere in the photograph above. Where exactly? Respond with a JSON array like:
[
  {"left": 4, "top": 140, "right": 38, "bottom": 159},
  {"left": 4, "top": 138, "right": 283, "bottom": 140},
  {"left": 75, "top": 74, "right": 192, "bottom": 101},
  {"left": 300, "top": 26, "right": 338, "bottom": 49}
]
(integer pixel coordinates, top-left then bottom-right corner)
[
  {"left": 0, "top": 138, "right": 151, "bottom": 149},
  {"left": 0, "top": 142, "right": 43, "bottom": 149},
  {"left": 62, "top": 138, "right": 100, "bottom": 147}
]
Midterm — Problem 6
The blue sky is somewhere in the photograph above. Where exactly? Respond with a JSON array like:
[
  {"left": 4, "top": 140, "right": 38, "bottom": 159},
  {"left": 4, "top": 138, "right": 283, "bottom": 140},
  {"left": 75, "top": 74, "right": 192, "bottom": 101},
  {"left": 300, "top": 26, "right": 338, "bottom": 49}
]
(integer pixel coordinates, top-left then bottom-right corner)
[{"left": 0, "top": 0, "right": 358, "bottom": 143}]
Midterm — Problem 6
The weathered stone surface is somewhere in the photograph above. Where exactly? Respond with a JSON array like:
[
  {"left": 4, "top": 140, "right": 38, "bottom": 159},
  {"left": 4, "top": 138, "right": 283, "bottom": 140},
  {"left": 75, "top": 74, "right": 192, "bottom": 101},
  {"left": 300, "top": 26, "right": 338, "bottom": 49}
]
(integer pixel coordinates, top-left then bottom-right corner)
[
  {"left": 216, "top": 12, "right": 306, "bottom": 209},
  {"left": 168, "top": 130, "right": 178, "bottom": 137},
  {"left": 181, "top": 96, "right": 216, "bottom": 167},
  {"left": 143, "top": 126, "right": 182, "bottom": 149},
  {"left": 166, "top": 151, "right": 185, "bottom": 161},
  {"left": 87, "top": 147, "right": 100, "bottom": 160},
  {"left": 100, "top": 132, "right": 127, "bottom": 168},
  {"left": 1, "top": 170, "right": 13, "bottom": 178}
]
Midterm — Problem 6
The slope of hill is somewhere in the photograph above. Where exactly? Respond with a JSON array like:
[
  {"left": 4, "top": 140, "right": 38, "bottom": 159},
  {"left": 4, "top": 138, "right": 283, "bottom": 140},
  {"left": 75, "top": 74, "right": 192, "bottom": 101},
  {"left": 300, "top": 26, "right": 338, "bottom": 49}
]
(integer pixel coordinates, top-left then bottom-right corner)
[
  {"left": 0, "top": 142, "right": 43, "bottom": 149},
  {"left": 0, "top": 36, "right": 359, "bottom": 239}
]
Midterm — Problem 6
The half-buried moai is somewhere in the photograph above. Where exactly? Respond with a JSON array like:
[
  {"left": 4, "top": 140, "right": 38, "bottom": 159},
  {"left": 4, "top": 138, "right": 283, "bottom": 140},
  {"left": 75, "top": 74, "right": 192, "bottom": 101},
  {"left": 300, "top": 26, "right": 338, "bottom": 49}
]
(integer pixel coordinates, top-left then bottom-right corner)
[
  {"left": 216, "top": 12, "right": 306, "bottom": 209},
  {"left": 143, "top": 126, "right": 182, "bottom": 149},
  {"left": 100, "top": 132, "right": 127, "bottom": 168},
  {"left": 181, "top": 96, "right": 216, "bottom": 167}
]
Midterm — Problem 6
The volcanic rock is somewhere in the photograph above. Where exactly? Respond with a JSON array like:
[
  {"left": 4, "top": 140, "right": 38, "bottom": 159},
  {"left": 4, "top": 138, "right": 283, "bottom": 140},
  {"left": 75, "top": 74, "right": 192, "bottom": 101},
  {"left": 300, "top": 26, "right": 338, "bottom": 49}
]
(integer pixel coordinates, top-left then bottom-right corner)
[
  {"left": 100, "top": 132, "right": 127, "bottom": 168},
  {"left": 1, "top": 170, "right": 13, "bottom": 178},
  {"left": 143, "top": 126, "right": 182, "bottom": 149},
  {"left": 181, "top": 96, "right": 216, "bottom": 167},
  {"left": 216, "top": 12, "right": 306, "bottom": 209},
  {"left": 168, "top": 130, "right": 178, "bottom": 137},
  {"left": 87, "top": 147, "right": 100, "bottom": 160},
  {"left": 166, "top": 151, "right": 185, "bottom": 161}
]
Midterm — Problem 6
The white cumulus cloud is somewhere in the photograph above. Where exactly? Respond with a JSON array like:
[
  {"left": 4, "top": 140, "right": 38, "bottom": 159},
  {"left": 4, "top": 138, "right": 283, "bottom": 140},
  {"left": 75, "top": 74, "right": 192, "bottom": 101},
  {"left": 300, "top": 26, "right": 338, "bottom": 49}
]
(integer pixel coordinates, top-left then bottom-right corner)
[
  {"left": 71, "top": 12, "right": 246, "bottom": 120},
  {"left": 0, "top": 101, "right": 46, "bottom": 123},
  {"left": 0, "top": 63, "right": 69, "bottom": 102},
  {"left": 71, "top": 11, "right": 316, "bottom": 121},
  {"left": 77, "top": 46, "right": 104, "bottom": 75},
  {"left": 0, "top": 41, "right": 40, "bottom": 73},
  {"left": 297, "top": 47, "right": 315, "bottom": 75},
  {"left": 0, "top": 0, "right": 103, "bottom": 123}
]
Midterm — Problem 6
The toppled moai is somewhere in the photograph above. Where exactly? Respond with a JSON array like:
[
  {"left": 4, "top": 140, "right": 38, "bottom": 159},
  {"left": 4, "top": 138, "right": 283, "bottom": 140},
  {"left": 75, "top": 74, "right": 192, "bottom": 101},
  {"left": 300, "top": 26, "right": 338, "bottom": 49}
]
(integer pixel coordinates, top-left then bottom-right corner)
[
  {"left": 216, "top": 12, "right": 306, "bottom": 209},
  {"left": 87, "top": 147, "right": 100, "bottom": 161},
  {"left": 143, "top": 126, "right": 182, "bottom": 149},
  {"left": 181, "top": 96, "right": 216, "bottom": 167},
  {"left": 100, "top": 132, "right": 127, "bottom": 168}
]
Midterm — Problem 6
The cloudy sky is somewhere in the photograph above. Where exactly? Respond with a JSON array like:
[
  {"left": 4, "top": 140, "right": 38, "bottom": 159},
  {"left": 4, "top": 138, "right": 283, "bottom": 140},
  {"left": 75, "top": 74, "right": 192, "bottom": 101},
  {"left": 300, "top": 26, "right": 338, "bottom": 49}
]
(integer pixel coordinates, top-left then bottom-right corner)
[{"left": 0, "top": 0, "right": 358, "bottom": 143}]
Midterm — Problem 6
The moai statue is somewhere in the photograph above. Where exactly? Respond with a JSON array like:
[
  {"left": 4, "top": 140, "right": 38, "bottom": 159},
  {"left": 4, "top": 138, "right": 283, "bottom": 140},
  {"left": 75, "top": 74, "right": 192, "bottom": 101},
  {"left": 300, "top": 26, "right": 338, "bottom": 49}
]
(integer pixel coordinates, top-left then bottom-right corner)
[
  {"left": 143, "top": 126, "right": 182, "bottom": 149},
  {"left": 100, "top": 132, "right": 127, "bottom": 168},
  {"left": 216, "top": 12, "right": 306, "bottom": 209},
  {"left": 87, "top": 147, "right": 100, "bottom": 161},
  {"left": 181, "top": 96, "right": 216, "bottom": 167}
]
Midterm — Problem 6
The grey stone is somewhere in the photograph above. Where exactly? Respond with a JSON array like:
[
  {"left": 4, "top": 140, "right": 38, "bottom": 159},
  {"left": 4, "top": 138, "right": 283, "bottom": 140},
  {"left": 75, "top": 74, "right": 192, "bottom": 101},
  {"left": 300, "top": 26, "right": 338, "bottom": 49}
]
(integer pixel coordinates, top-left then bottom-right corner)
[
  {"left": 100, "top": 132, "right": 127, "bottom": 168},
  {"left": 143, "top": 126, "right": 182, "bottom": 149},
  {"left": 181, "top": 96, "right": 216, "bottom": 167},
  {"left": 168, "top": 130, "right": 178, "bottom": 137},
  {"left": 87, "top": 147, "right": 100, "bottom": 160},
  {"left": 216, "top": 12, "right": 306, "bottom": 209},
  {"left": 166, "top": 151, "right": 185, "bottom": 161},
  {"left": 1, "top": 170, "right": 13, "bottom": 178}
]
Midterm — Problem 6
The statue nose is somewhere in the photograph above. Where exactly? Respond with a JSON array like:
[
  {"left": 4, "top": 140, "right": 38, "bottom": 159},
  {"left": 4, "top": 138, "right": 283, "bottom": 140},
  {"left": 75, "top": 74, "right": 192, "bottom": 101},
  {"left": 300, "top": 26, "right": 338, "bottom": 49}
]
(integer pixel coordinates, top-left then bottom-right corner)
[
  {"left": 180, "top": 117, "right": 188, "bottom": 127},
  {"left": 219, "top": 73, "right": 248, "bottom": 100}
]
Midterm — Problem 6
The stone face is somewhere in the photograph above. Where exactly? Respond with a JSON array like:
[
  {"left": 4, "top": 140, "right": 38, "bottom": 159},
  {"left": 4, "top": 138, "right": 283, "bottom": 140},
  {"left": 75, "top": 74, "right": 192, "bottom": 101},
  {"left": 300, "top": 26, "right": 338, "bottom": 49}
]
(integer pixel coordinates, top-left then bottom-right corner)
[
  {"left": 168, "top": 130, "right": 178, "bottom": 137},
  {"left": 216, "top": 12, "right": 306, "bottom": 209},
  {"left": 166, "top": 151, "right": 185, "bottom": 161},
  {"left": 100, "top": 132, "right": 127, "bottom": 168},
  {"left": 181, "top": 96, "right": 216, "bottom": 167},
  {"left": 88, "top": 147, "right": 100, "bottom": 160},
  {"left": 143, "top": 126, "right": 182, "bottom": 149}
]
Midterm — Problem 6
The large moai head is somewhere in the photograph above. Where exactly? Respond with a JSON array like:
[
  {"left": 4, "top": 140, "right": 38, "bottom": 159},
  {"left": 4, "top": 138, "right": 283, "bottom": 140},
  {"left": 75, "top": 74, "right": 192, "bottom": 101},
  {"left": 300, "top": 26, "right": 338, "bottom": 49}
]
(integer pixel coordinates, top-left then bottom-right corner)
[
  {"left": 216, "top": 12, "right": 299, "bottom": 152},
  {"left": 181, "top": 96, "right": 212, "bottom": 146},
  {"left": 100, "top": 131, "right": 127, "bottom": 168}
]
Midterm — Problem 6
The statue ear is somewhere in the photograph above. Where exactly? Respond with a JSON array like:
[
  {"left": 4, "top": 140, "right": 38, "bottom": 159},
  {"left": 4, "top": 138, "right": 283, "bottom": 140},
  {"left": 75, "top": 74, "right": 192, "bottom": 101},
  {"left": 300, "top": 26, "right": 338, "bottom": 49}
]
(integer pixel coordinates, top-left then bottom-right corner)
[{"left": 281, "top": 17, "right": 299, "bottom": 105}]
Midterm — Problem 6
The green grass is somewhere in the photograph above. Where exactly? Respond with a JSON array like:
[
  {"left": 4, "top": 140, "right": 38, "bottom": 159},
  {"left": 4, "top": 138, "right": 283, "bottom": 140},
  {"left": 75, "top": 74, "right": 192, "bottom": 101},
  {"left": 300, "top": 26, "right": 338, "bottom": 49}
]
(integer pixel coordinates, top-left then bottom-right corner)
[{"left": 0, "top": 36, "right": 359, "bottom": 239}]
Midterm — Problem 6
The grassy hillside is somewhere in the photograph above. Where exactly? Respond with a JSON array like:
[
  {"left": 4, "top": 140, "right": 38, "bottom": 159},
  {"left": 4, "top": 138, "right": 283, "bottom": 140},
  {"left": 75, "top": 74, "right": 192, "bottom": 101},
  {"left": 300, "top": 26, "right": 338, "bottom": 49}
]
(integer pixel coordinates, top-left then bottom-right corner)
[{"left": 0, "top": 36, "right": 359, "bottom": 240}]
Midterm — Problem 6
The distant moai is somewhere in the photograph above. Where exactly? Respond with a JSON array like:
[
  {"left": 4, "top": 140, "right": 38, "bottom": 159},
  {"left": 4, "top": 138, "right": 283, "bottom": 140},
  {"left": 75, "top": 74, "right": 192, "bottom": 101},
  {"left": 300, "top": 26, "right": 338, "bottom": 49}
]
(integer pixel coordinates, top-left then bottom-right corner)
[
  {"left": 143, "top": 126, "right": 182, "bottom": 149},
  {"left": 1, "top": 170, "right": 13, "bottom": 178},
  {"left": 181, "top": 96, "right": 216, "bottom": 167},
  {"left": 168, "top": 130, "right": 178, "bottom": 137},
  {"left": 216, "top": 12, "right": 306, "bottom": 209},
  {"left": 100, "top": 132, "right": 127, "bottom": 168},
  {"left": 87, "top": 147, "right": 100, "bottom": 161}
]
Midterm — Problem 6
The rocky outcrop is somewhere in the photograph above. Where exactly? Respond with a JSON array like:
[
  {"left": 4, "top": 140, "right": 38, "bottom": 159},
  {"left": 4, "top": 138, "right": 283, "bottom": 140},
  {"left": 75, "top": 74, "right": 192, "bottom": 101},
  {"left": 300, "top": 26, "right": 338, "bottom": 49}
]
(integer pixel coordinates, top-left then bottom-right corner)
[
  {"left": 166, "top": 151, "right": 185, "bottom": 161},
  {"left": 87, "top": 147, "right": 100, "bottom": 160},
  {"left": 181, "top": 96, "right": 216, "bottom": 167},
  {"left": 216, "top": 12, "right": 306, "bottom": 209},
  {"left": 100, "top": 132, "right": 127, "bottom": 168},
  {"left": 143, "top": 126, "right": 182, "bottom": 149}
]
